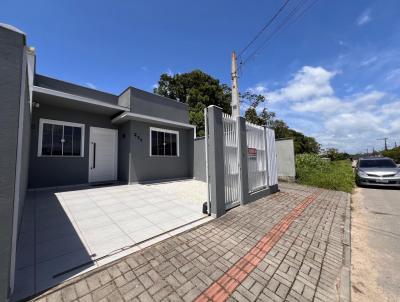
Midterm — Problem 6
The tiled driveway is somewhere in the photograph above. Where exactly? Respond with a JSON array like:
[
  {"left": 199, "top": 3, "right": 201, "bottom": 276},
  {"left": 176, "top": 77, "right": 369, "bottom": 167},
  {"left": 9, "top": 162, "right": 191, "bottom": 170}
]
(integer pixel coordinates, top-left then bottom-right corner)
[
  {"left": 13, "top": 180, "right": 209, "bottom": 301},
  {"left": 28, "top": 183, "right": 350, "bottom": 302}
]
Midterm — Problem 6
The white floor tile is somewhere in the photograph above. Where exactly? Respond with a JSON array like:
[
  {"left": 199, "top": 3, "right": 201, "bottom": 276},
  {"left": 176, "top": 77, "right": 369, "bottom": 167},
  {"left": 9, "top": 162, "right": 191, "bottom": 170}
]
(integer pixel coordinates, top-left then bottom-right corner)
[
  {"left": 128, "top": 225, "right": 165, "bottom": 243},
  {"left": 80, "top": 224, "right": 126, "bottom": 245},
  {"left": 15, "top": 180, "right": 207, "bottom": 301},
  {"left": 116, "top": 218, "right": 154, "bottom": 233},
  {"left": 134, "top": 204, "right": 160, "bottom": 215}
]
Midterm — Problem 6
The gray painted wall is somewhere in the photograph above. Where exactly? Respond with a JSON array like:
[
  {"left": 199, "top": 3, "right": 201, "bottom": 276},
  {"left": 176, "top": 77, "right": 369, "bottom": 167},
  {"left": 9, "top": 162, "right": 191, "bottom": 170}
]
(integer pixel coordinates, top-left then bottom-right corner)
[
  {"left": 129, "top": 87, "right": 189, "bottom": 124},
  {"left": 0, "top": 25, "right": 27, "bottom": 302},
  {"left": 193, "top": 137, "right": 206, "bottom": 182},
  {"left": 35, "top": 74, "right": 119, "bottom": 105},
  {"left": 28, "top": 103, "right": 117, "bottom": 188},
  {"left": 276, "top": 139, "right": 296, "bottom": 181},
  {"left": 121, "top": 120, "right": 194, "bottom": 183}
]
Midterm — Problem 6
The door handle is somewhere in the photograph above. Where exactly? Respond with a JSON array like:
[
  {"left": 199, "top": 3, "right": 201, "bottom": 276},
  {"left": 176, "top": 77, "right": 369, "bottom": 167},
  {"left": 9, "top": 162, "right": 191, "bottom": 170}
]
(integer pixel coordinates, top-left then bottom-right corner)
[{"left": 93, "top": 142, "right": 96, "bottom": 169}]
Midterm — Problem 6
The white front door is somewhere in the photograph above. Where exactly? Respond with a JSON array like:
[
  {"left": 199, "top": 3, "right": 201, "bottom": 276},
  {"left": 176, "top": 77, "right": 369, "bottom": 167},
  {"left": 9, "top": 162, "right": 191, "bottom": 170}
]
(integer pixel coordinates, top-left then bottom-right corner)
[{"left": 89, "top": 127, "right": 118, "bottom": 183}]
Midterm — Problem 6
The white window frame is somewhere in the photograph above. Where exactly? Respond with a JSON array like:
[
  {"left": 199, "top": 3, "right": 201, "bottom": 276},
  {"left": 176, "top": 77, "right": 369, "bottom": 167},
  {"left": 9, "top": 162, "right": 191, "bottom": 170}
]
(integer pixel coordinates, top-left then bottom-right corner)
[
  {"left": 149, "top": 127, "right": 180, "bottom": 157},
  {"left": 37, "top": 118, "right": 85, "bottom": 157}
]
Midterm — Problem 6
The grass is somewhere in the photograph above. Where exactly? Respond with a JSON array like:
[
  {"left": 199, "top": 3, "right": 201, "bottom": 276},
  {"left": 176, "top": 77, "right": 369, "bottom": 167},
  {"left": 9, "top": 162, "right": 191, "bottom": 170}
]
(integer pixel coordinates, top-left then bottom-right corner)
[{"left": 295, "top": 153, "right": 354, "bottom": 193}]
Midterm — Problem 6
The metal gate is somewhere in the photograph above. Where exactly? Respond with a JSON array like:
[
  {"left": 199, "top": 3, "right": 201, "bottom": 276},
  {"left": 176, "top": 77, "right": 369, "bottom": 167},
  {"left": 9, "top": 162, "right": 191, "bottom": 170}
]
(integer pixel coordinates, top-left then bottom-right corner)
[
  {"left": 266, "top": 128, "right": 278, "bottom": 186},
  {"left": 246, "top": 122, "right": 267, "bottom": 192},
  {"left": 222, "top": 113, "right": 240, "bottom": 209}
]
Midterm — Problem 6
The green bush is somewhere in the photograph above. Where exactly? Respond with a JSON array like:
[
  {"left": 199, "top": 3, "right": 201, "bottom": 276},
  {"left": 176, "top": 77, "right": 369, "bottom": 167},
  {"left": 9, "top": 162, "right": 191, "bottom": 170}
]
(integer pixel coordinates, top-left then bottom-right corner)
[
  {"left": 295, "top": 153, "right": 354, "bottom": 193},
  {"left": 382, "top": 147, "right": 400, "bottom": 163}
]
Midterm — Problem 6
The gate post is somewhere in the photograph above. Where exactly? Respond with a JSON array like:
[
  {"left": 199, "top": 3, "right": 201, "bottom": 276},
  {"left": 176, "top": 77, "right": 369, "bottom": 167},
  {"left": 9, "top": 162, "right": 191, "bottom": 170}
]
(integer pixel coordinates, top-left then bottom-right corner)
[
  {"left": 237, "top": 117, "right": 250, "bottom": 205},
  {"left": 206, "top": 106, "right": 226, "bottom": 217}
]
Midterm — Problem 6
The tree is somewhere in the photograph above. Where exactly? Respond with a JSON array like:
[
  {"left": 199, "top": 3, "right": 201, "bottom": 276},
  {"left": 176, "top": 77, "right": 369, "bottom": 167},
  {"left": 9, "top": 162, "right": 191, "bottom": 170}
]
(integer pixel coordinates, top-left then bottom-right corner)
[
  {"left": 154, "top": 70, "right": 231, "bottom": 136},
  {"left": 382, "top": 146, "right": 400, "bottom": 163},
  {"left": 153, "top": 69, "right": 320, "bottom": 154},
  {"left": 242, "top": 93, "right": 320, "bottom": 154}
]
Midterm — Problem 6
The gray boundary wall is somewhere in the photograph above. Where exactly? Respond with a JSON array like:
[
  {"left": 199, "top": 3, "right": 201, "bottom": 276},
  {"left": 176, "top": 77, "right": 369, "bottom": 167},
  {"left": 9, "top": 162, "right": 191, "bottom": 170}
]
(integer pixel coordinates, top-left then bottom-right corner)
[
  {"left": 276, "top": 138, "right": 296, "bottom": 182},
  {"left": 0, "top": 25, "right": 31, "bottom": 301},
  {"left": 206, "top": 106, "right": 277, "bottom": 217}
]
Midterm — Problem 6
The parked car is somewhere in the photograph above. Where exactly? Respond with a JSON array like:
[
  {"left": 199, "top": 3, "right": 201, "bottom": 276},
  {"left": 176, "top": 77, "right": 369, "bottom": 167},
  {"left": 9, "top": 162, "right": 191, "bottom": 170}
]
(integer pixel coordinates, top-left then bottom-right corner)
[{"left": 355, "top": 157, "right": 400, "bottom": 187}]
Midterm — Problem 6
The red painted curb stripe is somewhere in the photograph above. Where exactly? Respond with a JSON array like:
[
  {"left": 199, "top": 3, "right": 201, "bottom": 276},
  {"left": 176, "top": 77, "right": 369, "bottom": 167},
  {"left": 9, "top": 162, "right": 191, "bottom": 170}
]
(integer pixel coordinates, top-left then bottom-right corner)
[{"left": 194, "top": 190, "right": 322, "bottom": 302}]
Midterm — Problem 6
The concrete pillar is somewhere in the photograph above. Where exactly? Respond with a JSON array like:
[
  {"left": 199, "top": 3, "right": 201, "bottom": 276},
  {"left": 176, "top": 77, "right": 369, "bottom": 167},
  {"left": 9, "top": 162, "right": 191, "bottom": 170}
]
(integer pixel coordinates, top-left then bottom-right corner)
[
  {"left": 237, "top": 117, "right": 250, "bottom": 205},
  {"left": 206, "top": 105, "right": 225, "bottom": 217}
]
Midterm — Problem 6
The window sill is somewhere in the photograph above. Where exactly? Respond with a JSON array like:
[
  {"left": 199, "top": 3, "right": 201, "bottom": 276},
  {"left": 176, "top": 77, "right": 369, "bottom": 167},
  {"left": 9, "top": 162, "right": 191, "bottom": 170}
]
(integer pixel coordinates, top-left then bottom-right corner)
[
  {"left": 38, "top": 155, "right": 84, "bottom": 158},
  {"left": 150, "top": 155, "right": 180, "bottom": 158}
]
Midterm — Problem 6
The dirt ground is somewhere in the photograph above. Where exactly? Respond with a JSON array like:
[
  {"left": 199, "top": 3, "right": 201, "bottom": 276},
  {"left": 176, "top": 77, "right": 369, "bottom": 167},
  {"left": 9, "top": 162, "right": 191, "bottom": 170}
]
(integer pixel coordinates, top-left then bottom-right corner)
[{"left": 351, "top": 188, "right": 397, "bottom": 302}]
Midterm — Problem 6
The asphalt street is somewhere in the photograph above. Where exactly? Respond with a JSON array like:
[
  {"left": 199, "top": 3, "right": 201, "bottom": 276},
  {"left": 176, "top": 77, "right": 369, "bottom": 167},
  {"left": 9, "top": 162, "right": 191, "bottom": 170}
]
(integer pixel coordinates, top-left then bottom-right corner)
[{"left": 352, "top": 186, "right": 400, "bottom": 301}]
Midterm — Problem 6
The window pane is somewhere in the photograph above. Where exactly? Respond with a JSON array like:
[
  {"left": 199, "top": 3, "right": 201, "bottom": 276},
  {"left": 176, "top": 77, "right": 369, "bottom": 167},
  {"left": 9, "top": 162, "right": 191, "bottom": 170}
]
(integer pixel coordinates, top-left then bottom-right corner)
[
  {"left": 42, "top": 123, "right": 52, "bottom": 155},
  {"left": 151, "top": 131, "right": 157, "bottom": 156},
  {"left": 72, "top": 127, "right": 82, "bottom": 156},
  {"left": 171, "top": 134, "right": 177, "bottom": 156},
  {"left": 52, "top": 125, "right": 63, "bottom": 155},
  {"left": 157, "top": 131, "right": 164, "bottom": 155},
  {"left": 63, "top": 126, "right": 73, "bottom": 156},
  {"left": 165, "top": 133, "right": 171, "bottom": 156}
]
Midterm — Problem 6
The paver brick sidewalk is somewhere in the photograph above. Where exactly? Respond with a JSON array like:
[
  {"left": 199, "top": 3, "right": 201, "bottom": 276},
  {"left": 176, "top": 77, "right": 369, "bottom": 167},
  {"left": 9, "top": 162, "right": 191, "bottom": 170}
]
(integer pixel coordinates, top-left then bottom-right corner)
[{"left": 32, "top": 183, "right": 350, "bottom": 302}]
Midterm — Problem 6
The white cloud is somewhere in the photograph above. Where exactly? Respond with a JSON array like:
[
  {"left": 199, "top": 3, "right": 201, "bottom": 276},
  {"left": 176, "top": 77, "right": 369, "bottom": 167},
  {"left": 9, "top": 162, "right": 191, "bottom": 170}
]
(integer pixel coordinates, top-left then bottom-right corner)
[
  {"left": 351, "top": 90, "right": 385, "bottom": 106},
  {"left": 356, "top": 9, "right": 371, "bottom": 26},
  {"left": 247, "top": 65, "right": 398, "bottom": 153},
  {"left": 291, "top": 97, "right": 342, "bottom": 113},
  {"left": 141, "top": 66, "right": 148, "bottom": 71},
  {"left": 85, "top": 82, "right": 96, "bottom": 89},
  {"left": 325, "top": 112, "right": 386, "bottom": 135},
  {"left": 266, "top": 66, "right": 337, "bottom": 103},
  {"left": 360, "top": 56, "right": 377, "bottom": 66},
  {"left": 386, "top": 68, "right": 400, "bottom": 81},
  {"left": 381, "top": 100, "right": 400, "bottom": 115}
]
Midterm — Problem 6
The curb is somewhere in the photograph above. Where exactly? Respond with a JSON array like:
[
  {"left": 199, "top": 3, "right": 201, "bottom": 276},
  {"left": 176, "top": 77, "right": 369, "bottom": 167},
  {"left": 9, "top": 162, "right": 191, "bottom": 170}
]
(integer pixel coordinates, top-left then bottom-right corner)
[{"left": 339, "top": 193, "right": 351, "bottom": 302}]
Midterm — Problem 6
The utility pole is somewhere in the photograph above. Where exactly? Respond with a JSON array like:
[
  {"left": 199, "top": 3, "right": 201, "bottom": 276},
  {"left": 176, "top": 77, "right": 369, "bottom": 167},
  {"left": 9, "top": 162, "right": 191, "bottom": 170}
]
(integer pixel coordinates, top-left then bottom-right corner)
[
  {"left": 395, "top": 141, "right": 398, "bottom": 148},
  {"left": 231, "top": 51, "right": 240, "bottom": 118},
  {"left": 377, "top": 138, "right": 388, "bottom": 151}
]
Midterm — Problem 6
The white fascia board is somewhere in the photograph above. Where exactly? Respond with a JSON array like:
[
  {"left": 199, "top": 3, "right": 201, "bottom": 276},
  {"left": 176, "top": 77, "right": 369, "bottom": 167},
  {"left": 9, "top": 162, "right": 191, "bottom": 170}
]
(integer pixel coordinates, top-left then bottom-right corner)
[
  {"left": 112, "top": 112, "right": 196, "bottom": 130},
  {"left": 33, "top": 86, "right": 130, "bottom": 111}
]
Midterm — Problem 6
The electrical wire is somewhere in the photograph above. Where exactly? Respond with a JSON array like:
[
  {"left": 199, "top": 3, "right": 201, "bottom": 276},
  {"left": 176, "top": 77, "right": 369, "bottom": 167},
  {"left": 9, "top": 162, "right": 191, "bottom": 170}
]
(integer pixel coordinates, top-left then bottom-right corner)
[
  {"left": 240, "top": 0, "right": 319, "bottom": 69},
  {"left": 238, "top": 0, "right": 291, "bottom": 57}
]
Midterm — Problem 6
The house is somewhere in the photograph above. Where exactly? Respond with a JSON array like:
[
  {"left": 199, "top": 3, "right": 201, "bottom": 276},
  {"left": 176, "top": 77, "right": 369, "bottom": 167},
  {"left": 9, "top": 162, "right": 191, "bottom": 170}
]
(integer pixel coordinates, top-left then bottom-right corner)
[
  {"left": 0, "top": 23, "right": 197, "bottom": 302},
  {"left": 30, "top": 75, "right": 196, "bottom": 188},
  {"left": 0, "top": 23, "right": 278, "bottom": 302}
]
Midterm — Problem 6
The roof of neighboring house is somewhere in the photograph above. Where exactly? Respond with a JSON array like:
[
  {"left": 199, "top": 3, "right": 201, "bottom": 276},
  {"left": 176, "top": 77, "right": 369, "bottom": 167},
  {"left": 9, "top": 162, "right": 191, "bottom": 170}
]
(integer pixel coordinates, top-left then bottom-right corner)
[{"left": 34, "top": 74, "right": 119, "bottom": 106}]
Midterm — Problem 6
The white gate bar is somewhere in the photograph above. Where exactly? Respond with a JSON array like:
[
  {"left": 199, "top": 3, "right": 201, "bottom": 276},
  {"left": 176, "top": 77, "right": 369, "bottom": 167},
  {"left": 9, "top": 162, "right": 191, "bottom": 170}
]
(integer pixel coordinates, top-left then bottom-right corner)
[
  {"left": 266, "top": 128, "right": 278, "bottom": 186},
  {"left": 222, "top": 113, "right": 240, "bottom": 209},
  {"left": 246, "top": 122, "right": 267, "bottom": 193}
]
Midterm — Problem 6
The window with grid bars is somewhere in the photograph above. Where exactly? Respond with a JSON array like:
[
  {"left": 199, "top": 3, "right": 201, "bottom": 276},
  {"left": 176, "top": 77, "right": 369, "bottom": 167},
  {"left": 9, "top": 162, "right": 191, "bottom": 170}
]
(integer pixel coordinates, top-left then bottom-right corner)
[
  {"left": 38, "top": 119, "right": 85, "bottom": 157},
  {"left": 150, "top": 127, "right": 179, "bottom": 157}
]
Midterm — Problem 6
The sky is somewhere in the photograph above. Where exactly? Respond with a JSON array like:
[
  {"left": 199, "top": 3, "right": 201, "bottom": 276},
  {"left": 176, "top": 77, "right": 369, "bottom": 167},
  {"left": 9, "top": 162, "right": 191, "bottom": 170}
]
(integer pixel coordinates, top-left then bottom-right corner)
[{"left": 2, "top": 0, "right": 400, "bottom": 153}]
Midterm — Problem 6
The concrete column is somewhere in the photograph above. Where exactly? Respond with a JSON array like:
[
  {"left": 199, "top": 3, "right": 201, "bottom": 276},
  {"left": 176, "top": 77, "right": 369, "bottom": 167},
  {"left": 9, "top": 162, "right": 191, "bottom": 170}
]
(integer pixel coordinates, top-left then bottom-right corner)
[
  {"left": 237, "top": 117, "right": 250, "bottom": 205},
  {"left": 206, "top": 105, "right": 225, "bottom": 217}
]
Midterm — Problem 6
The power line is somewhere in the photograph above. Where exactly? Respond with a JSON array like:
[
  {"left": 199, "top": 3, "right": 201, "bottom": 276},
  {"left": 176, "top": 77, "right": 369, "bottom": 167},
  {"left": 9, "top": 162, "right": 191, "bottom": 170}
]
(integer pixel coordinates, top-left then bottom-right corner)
[
  {"left": 240, "top": 0, "right": 318, "bottom": 69},
  {"left": 241, "top": 0, "right": 311, "bottom": 67},
  {"left": 238, "top": 0, "right": 291, "bottom": 57}
]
